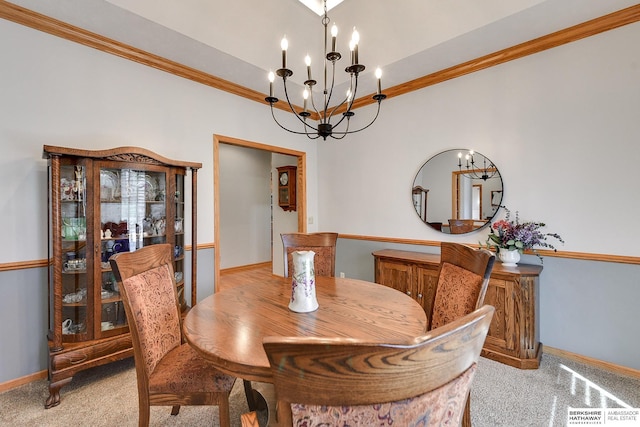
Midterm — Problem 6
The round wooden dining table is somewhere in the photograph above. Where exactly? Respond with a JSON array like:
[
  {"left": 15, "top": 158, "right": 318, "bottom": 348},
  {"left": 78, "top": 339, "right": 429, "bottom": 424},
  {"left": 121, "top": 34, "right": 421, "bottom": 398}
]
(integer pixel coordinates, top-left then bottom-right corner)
[{"left": 183, "top": 276, "right": 428, "bottom": 384}]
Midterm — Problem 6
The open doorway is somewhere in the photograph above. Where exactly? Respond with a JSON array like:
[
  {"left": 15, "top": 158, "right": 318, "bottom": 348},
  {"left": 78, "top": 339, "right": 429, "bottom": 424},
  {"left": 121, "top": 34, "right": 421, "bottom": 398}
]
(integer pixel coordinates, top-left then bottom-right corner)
[{"left": 213, "top": 135, "right": 306, "bottom": 287}]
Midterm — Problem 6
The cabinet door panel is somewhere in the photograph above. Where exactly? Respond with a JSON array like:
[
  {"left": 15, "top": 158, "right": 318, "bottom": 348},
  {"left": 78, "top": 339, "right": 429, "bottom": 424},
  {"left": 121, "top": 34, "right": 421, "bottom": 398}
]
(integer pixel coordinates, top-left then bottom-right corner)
[
  {"left": 484, "top": 278, "right": 516, "bottom": 352},
  {"left": 415, "top": 266, "right": 439, "bottom": 319},
  {"left": 376, "top": 260, "right": 412, "bottom": 295}
]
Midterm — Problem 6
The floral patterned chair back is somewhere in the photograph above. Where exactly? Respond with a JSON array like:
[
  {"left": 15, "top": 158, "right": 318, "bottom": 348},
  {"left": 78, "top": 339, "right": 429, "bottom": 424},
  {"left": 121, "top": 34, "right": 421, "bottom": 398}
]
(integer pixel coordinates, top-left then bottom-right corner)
[
  {"left": 430, "top": 242, "right": 495, "bottom": 330},
  {"left": 110, "top": 244, "right": 236, "bottom": 427},
  {"left": 281, "top": 232, "right": 338, "bottom": 278},
  {"left": 263, "top": 305, "right": 494, "bottom": 427}
]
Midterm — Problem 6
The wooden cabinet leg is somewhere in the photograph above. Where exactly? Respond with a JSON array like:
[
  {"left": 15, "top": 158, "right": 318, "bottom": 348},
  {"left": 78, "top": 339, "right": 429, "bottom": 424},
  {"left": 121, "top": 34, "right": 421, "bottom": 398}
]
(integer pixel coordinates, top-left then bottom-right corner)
[{"left": 45, "top": 377, "right": 72, "bottom": 409}]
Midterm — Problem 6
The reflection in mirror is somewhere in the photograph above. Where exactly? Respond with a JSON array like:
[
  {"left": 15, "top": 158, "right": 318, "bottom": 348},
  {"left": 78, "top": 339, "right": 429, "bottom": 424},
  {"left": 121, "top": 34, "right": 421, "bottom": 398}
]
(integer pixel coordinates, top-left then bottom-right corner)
[{"left": 412, "top": 149, "right": 503, "bottom": 234}]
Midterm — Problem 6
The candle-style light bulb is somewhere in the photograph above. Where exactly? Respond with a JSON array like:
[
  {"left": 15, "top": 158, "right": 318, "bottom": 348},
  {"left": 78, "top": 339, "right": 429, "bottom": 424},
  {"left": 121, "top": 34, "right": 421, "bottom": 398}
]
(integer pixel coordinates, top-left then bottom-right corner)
[
  {"left": 305, "top": 54, "right": 312, "bottom": 80},
  {"left": 349, "top": 39, "right": 355, "bottom": 65},
  {"left": 281, "top": 36, "right": 288, "bottom": 69},
  {"left": 331, "top": 23, "right": 338, "bottom": 52},
  {"left": 268, "top": 71, "right": 275, "bottom": 97},
  {"left": 458, "top": 152, "right": 463, "bottom": 167},
  {"left": 351, "top": 27, "right": 359, "bottom": 65},
  {"left": 351, "top": 27, "right": 360, "bottom": 44},
  {"left": 375, "top": 68, "right": 382, "bottom": 95},
  {"left": 303, "top": 88, "right": 309, "bottom": 111}
]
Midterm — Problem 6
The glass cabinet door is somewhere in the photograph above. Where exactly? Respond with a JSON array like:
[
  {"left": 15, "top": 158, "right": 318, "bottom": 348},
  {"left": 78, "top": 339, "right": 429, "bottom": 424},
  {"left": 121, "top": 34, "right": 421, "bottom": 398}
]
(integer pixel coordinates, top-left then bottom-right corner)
[
  {"left": 174, "top": 172, "right": 185, "bottom": 310},
  {"left": 60, "top": 164, "right": 89, "bottom": 341},
  {"left": 98, "top": 165, "right": 167, "bottom": 336}
]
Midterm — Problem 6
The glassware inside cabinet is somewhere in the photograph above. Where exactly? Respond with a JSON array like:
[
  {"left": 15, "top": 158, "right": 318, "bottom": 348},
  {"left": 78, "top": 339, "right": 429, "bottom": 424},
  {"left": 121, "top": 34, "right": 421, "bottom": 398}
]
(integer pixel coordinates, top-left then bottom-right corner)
[
  {"left": 100, "top": 168, "right": 167, "bottom": 256},
  {"left": 60, "top": 165, "right": 88, "bottom": 340},
  {"left": 98, "top": 167, "right": 167, "bottom": 336},
  {"left": 61, "top": 165, "right": 87, "bottom": 241},
  {"left": 99, "top": 270, "right": 126, "bottom": 332}
]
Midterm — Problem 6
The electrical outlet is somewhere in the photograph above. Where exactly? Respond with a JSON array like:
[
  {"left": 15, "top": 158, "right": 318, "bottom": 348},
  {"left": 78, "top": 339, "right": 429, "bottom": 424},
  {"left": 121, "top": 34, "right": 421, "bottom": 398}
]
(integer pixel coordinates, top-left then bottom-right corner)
[
  {"left": 308, "top": 216, "right": 314, "bottom": 224},
  {"left": 339, "top": 272, "right": 345, "bottom": 278}
]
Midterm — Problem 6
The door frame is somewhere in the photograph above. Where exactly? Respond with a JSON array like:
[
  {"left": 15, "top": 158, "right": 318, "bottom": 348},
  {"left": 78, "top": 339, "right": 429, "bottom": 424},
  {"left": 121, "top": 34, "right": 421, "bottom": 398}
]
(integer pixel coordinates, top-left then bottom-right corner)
[{"left": 213, "top": 134, "right": 306, "bottom": 287}]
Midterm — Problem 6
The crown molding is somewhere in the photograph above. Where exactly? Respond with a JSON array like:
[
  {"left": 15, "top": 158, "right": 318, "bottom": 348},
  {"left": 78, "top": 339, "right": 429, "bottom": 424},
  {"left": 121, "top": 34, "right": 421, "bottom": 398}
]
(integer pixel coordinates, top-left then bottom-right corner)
[{"left": 1, "top": 2, "right": 639, "bottom": 118}]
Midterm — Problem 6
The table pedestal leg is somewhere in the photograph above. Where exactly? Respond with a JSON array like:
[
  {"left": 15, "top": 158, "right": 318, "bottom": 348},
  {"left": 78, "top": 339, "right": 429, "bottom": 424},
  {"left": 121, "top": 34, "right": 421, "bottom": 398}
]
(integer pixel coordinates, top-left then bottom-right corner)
[{"left": 249, "top": 382, "right": 278, "bottom": 426}]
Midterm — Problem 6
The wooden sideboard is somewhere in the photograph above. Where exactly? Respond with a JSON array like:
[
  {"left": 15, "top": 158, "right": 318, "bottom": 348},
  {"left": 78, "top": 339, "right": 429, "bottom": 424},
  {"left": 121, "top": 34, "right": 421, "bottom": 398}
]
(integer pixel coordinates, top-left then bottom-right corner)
[{"left": 373, "top": 249, "right": 543, "bottom": 369}]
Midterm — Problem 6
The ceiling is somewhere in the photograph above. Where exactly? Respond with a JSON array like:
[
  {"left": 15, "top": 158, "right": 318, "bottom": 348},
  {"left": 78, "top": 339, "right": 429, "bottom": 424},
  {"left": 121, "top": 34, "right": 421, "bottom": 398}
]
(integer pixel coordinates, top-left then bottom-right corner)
[{"left": 6, "top": 0, "right": 640, "bottom": 100}]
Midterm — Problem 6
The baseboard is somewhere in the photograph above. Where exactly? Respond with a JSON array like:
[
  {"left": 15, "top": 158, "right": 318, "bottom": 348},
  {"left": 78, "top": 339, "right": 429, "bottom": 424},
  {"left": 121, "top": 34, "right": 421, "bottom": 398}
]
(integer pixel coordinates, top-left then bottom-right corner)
[
  {"left": 220, "top": 262, "right": 271, "bottom": 274},
  {"left": 0, "top": 369, "right": 47, "bottom": 393},
  {"left": 544, "top": 346, "right": 640, "bottom": 380}
]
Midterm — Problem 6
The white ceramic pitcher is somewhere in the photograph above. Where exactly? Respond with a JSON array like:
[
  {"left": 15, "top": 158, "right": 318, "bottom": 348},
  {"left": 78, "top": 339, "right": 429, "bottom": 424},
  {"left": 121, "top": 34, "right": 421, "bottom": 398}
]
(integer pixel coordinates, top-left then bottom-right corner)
[{"left": 288, "top": 250, "right": 318, "bottom": 313}]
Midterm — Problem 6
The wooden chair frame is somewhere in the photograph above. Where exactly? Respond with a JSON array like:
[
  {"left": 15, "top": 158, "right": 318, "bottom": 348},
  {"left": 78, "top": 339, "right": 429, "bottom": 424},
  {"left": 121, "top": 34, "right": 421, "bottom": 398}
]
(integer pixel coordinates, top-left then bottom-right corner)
[
  {"left": 110, "top": 244, "right": 234, "bottom": 427},
  {"left": 432, "top": 242, "right": 495, "bottom": 427},
  {"left": 264, "top": 305, "right": 494, "bottom": 426},
  {"left": 281, "top": 232, "right": 338, "bottom": 277},
  {"left": 433, "top": 242, "right": 495, "bottom": 322}
]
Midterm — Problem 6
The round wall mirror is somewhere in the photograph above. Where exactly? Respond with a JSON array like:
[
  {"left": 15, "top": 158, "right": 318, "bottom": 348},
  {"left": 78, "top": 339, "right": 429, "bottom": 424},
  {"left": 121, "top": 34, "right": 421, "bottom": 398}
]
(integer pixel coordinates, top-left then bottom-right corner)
[{"left": 412, "top": 149, "right": 503, "bottom": 234}]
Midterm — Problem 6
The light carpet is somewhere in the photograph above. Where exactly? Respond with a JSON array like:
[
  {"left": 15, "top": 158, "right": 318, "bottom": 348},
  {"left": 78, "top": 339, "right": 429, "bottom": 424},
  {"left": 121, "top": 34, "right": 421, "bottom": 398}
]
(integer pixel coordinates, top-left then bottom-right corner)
[{"left": 1, "top": 353, "right": 639, "bottom": 426}]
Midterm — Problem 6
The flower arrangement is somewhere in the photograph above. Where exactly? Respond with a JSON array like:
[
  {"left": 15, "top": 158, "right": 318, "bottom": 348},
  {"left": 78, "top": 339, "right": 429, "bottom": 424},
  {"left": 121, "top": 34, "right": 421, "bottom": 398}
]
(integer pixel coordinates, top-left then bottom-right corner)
[{"left": 485, "top": 206, "right": 564, "bottom": 262}]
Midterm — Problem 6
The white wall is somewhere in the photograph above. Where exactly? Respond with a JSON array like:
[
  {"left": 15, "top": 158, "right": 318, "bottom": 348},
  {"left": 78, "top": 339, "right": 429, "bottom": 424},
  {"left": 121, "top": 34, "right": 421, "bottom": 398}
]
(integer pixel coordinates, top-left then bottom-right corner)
[
  {"left": 219, "top": 144, "right": 272, "bottom": 269},
  {"left": 0, "top": 18, "right": 317, "bottom": 265},
  {"left": 318, "top": 22, "right": 640, "bottom": 257}
]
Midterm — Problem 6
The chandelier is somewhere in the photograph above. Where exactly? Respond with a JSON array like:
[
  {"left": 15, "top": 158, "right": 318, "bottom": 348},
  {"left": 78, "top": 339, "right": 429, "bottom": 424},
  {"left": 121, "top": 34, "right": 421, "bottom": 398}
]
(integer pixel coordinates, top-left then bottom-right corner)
[
  {"left": 265, "top": 0, "right": 386, "bottom": 140},
  {"left": 457, "top": 150, "right": 498, "bottom": 181}
]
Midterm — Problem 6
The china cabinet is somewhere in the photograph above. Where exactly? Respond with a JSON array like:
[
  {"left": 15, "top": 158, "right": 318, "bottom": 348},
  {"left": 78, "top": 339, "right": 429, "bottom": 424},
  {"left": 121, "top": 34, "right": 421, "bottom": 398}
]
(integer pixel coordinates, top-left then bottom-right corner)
[
  {"left": 373, "top": 249, "right": 543, "bottom": 369},
  {"left": 42, "top": 145, "right": 201, "bottom": 408}
]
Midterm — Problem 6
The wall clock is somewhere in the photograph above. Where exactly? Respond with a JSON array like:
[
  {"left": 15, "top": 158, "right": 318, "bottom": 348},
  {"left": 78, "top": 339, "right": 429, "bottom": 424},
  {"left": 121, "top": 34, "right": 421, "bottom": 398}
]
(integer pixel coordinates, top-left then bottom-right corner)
[{"left": 276, "top": 165, "right": 297, "bottom": 211}]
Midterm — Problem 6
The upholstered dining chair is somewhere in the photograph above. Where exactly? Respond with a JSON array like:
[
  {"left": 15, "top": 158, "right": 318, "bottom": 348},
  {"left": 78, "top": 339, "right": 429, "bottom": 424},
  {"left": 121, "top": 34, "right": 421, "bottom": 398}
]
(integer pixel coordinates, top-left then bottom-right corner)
[
  {"left": 281, "top": 232, "right": 338, "bottom": 277},
  {"left": 448, "top": 219, "right": 476, "bottom": 234},
  {"left": 430, "top": 242, "right": 495, "bottom": 330},
  {"left": 261, "top": 305, "right": 494, "bottom": 427},
  {"left": 110, "top": 244, "right": 236, "bottom": 427},
  {"left": 430, "top": 241, "right": 495, "bottom": 427}
]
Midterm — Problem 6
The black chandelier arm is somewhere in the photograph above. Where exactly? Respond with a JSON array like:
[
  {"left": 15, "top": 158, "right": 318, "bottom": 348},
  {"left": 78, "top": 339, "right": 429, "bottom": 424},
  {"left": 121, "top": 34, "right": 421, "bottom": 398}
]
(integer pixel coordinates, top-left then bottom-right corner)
[
  {"left": 307, "top": 84, "right": 322, "bottom": 118},
  {"left": 325, "top": 73, "right": 359, "bottom": 130},
  {"left": 281, "top": 77, "right": 323, "bottom": 131},
  {"left": 328, "top": 117, "right": 351, "bottom": 140},
  {"left": 269, "top": 104, "right": 320, "bottom": 138},
  {"left": 326, "top": 99, "right": 382, "bottom": 137},
  {"left": 321, "top": 59, "right": 341, "bottom": 121},
  {"left": 300, "top": 113, "right": 322, "bottom": 139}
]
